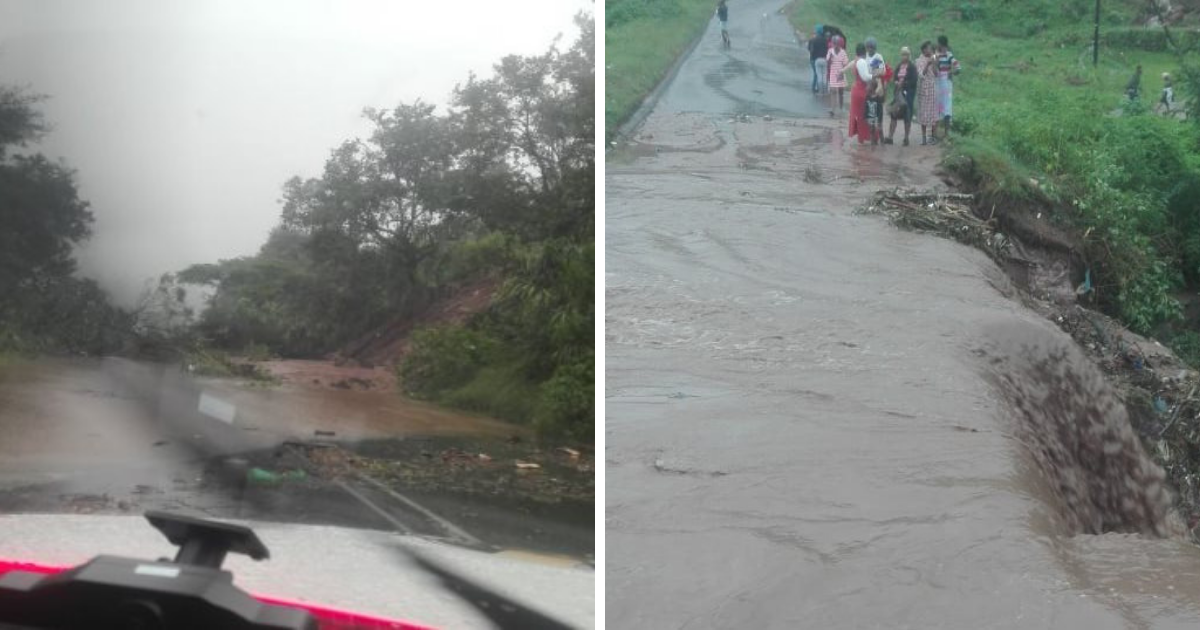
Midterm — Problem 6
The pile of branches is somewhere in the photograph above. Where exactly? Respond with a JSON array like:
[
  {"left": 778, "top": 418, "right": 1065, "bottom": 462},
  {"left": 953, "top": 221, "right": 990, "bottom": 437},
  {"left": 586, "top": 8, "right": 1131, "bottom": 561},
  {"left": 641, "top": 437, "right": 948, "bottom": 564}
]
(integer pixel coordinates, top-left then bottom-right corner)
[{"left": 857, "top": 188, "right": 1011, "bottom": 261}]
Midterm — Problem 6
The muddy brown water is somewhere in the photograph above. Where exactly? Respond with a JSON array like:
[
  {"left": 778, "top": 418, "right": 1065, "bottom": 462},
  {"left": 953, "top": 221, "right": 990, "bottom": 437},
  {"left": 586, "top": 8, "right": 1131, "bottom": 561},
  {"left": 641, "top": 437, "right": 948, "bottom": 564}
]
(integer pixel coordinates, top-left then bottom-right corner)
[
  {"left": 607, "top": 1, "right": 1200, "bottom": 627},
  {"left": 0, "top": 356, "right": 591, "bottom": 558}
]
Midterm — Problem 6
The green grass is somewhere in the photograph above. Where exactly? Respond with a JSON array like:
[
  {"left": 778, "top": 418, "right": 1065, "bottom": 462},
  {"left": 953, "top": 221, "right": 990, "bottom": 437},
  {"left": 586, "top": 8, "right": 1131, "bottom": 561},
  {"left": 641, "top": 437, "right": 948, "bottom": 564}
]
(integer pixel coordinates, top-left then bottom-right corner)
[
  {"left": 788, "top": 0, "right": 1178, "bottom": 119},
  {"left": 441, "top": 363, "right": 541, "bottom": 426},
  {"left": 790, "top": 0, "right": 1200, "bottom": 336},
  {"left": 605, "top": 0, "right": 717, "bottom": 138}
]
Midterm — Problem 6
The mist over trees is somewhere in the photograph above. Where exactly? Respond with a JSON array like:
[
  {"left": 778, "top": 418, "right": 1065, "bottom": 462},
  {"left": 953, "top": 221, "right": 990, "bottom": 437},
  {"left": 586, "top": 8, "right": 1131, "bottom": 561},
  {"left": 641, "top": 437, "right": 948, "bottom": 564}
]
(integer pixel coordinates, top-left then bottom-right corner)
[
  {"left": 179, "top": 15, "right": 595, "bottom": 440},
  {"left": 0, "top": 86, "right": 128, "bottom": 354},
  {"left": 0, "top": 15, "right": 594, "bottom": 441}
]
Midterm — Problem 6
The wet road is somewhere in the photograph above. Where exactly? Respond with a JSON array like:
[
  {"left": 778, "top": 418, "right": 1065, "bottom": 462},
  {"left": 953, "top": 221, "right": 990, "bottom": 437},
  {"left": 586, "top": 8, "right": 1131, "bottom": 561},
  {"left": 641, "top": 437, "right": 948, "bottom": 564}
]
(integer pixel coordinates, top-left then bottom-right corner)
[
  {"left": 605, "top": 1, "right": 1200, "bottom": 628},
  {"left": 0, "top": 358, "right": 596, "bottom": 627},
  {"left": 0, "top": 357, "right": 510, "bottom": 509},
  {"left": 0, "top": 356, "right": 593, "bottom": 558}
]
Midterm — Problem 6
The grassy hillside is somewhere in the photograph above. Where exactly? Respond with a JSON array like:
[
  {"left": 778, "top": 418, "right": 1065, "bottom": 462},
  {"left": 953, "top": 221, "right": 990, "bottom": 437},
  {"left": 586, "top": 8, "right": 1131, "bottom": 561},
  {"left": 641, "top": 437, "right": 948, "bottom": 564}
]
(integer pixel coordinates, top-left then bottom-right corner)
[
  {"left": 605, "top": 0, "right": 717, "bottom": 138},
  {"left": 790, "top": 0, "right": 1200, "bottom": 346}
]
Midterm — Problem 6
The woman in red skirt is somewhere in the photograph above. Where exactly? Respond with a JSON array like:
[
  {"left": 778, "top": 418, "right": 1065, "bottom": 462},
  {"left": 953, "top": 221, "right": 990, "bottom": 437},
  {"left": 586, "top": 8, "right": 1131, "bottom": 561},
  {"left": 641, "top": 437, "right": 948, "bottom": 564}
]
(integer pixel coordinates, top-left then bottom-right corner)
[{"left": 847, "top": 43, "right": 871, "bottom": 144}]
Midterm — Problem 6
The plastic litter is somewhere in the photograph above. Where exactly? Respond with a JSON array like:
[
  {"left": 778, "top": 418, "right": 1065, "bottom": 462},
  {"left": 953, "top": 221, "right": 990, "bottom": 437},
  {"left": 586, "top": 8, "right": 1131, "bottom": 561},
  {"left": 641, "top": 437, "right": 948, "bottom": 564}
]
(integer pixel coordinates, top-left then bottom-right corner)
[{"left": 246, "top": 468, "right": 307, "bottom": 484}]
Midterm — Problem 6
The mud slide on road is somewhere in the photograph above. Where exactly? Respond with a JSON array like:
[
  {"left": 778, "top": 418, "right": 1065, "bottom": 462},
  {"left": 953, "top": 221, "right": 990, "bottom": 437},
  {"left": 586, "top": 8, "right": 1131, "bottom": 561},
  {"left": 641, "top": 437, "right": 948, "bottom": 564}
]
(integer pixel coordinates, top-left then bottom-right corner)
[{"left": 606, "top": 0, "right": 1200, "bottom": 627}]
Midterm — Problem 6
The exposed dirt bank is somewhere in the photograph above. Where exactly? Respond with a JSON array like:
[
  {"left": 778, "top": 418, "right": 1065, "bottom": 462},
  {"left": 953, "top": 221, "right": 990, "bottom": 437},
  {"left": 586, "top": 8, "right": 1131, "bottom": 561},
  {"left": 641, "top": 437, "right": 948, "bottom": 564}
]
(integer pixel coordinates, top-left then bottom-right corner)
[{"left": 864, "top": 187, "right": 1200, "bottom": 535}]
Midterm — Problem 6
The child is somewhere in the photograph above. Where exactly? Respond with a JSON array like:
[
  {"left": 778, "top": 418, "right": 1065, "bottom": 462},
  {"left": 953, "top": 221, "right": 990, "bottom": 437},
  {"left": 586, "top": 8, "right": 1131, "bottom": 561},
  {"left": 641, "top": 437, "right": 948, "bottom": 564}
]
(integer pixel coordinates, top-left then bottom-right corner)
[
  {"left": 826, "top": 36, "right": 849, "bottom": 114},
  {"left": 1160, "top": 72, "right": 1175, "bottom": 113},
  {"left": 865, "top": 77, "right": 883, "bottom": 145}
]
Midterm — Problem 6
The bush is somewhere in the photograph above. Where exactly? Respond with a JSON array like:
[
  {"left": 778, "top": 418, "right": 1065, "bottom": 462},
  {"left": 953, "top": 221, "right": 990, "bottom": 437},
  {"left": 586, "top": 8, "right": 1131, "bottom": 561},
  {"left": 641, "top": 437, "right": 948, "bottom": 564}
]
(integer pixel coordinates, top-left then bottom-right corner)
[
  {"left": 1169, "top": 330, "right": 1200, "bottom": 369},
  {"left": 533, "top": 352, "right": 595, "bottom": 442},
  {"left": 400, "top": 326, "right": 497, "bottom": 398},
  {"left": 242, "top": 342, "right": 273, "bottom": 362},
  {"left": 1115, "top": 258, "right": 1183, "bottom": 333},
  {"left": 442, "top": 363, "right": 540, "bottom": 424},
  {"left": 427, "top": 232, "right": 519, "bottom": 286}
]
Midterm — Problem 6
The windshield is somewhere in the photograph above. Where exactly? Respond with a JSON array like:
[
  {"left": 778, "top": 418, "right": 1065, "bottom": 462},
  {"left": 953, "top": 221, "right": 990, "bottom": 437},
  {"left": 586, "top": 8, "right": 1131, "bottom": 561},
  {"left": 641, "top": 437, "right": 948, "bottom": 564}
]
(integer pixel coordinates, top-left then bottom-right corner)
[{"left": 0, "top": 1, "right": 595, "bottom": 628}]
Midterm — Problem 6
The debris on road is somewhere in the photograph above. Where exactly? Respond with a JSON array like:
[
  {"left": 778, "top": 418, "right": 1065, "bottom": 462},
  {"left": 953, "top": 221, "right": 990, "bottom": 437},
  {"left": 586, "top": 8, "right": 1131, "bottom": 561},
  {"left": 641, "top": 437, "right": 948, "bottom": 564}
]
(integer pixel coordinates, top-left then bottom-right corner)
[
  {"left": 858, "top": 188, "right": 1009, "bottom": 260},
  {"left": 247, "top": 467, "right": 307, "bottom": 484}
]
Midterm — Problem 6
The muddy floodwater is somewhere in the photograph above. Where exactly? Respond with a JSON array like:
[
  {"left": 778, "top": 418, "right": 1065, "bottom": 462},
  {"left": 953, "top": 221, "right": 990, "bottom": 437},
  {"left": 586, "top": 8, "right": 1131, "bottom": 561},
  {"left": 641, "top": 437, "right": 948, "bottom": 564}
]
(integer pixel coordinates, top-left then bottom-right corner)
[
  {"left": 606, "top": 1, "right": 1200, "bottom": 627},
  {"left": 0, "top": 356, "right": 592, "bottom": 559}
]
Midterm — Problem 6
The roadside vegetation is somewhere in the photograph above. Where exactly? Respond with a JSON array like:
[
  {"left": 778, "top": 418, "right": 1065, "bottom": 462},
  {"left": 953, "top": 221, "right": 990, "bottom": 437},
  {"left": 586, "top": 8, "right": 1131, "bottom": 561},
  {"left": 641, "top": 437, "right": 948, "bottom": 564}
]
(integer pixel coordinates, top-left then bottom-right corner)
[
  {"left": 0, "top": 85, "right": 130, "bottom": 360},
  {"left": 789, "top": 0, "right": 1200, "bottom": 361},
  {"left": 173, "top": 16, "right": 595, "bottom": 442},
  {"left": 2, "top": 16, "right": 594, "bottom": 443},
  {"left": 606, "top": 0, "right": 717, "bottom": 138}
]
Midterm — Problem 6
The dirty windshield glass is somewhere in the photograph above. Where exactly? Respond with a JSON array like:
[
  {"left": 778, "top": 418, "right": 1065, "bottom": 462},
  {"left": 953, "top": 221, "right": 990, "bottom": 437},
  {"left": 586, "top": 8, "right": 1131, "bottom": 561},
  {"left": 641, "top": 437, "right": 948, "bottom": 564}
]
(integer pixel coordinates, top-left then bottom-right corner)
[{"left": 0, "top": 1, "right": 594, "bottom": 627}]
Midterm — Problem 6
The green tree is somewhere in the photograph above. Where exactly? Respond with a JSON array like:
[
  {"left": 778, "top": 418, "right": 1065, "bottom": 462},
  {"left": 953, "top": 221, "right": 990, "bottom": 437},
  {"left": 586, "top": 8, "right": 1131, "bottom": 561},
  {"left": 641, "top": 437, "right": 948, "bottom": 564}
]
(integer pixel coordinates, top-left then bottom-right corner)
[{"left": 0, "top": 83, "right": 124, "bottom": 354}]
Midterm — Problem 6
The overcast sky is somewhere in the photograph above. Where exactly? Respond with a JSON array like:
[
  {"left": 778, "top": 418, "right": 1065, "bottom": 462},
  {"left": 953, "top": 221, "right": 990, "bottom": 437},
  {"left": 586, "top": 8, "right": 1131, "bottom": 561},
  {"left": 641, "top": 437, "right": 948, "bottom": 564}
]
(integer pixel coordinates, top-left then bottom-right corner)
[{"left": 0, "top": 0, "right": 591, "bottom": 304}]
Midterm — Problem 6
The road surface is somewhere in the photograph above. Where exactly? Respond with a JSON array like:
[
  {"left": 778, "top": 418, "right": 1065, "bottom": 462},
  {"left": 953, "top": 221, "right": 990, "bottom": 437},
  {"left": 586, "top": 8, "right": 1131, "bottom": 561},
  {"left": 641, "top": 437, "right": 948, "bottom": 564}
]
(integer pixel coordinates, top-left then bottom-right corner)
[{"left": 606, "top": 1, "right": 1200, "bottom": 628}]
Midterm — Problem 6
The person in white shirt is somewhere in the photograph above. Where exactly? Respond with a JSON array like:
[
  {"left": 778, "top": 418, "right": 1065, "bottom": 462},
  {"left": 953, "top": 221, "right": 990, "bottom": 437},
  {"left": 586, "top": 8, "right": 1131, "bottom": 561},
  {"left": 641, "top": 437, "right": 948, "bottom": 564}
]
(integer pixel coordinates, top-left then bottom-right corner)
[{"left": 864, "top": 37, "right": 885, "bottom": 79}]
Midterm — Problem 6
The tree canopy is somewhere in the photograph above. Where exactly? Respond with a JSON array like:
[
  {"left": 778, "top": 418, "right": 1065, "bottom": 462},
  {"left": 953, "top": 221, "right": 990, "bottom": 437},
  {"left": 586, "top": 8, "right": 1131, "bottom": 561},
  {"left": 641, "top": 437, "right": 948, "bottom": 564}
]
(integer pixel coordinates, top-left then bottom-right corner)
[
  {"left": 183, "top": 15, "right": 595, "bottom": 441},
  {"left": 0, "top": 85, "right": 126, "bottom": 355}
]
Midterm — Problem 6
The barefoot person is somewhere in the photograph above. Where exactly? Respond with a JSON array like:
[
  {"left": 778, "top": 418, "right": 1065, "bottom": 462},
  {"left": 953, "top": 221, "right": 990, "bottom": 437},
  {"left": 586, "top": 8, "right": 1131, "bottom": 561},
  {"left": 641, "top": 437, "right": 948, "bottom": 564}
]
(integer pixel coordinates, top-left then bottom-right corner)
[
  {"left": 826, "top": 36, "right": 849, "bottom": 114},
  {"left": 887, "top": 47, "right": 917, "bottom": 145},
  {"left": 849, "top": 43, "right": 871, "bottom": 143},
  {"left": 916, "top": 41, "right": 939, "bottom": 145}
]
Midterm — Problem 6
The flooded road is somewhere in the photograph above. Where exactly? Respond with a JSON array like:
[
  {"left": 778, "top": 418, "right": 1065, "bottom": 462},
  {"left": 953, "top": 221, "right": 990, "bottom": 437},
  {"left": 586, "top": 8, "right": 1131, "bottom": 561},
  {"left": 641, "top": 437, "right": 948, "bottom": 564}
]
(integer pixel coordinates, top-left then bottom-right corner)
[
  {"left": 0, "top": 356, "right": 592, "bottom": 560},
  {"left": 605, "top": 2, "right": 1200, "bottom": 628}
]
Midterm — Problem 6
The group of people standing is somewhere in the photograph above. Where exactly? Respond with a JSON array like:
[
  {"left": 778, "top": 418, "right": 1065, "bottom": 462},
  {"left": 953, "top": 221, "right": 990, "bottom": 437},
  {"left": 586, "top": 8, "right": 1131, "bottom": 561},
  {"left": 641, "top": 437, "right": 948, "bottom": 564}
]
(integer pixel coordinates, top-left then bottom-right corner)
[{"left": 807, "top": 26, "right": 960, "bottom": 146}]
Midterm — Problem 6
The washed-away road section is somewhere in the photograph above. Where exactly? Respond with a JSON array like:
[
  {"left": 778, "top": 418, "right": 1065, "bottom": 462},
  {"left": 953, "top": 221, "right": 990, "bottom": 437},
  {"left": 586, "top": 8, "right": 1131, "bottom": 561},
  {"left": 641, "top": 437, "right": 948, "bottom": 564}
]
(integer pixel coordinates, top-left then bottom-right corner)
[{"left": 605, "top": 1, "right": 1200, "bottom": 628}]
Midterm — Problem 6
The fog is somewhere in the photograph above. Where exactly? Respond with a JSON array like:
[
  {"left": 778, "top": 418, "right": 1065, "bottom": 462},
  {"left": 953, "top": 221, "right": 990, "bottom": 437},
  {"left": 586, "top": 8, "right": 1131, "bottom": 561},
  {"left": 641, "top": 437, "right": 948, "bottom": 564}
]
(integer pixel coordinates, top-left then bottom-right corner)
[{"left": 0, "top": 0, "right": 590, "bottom": 304}]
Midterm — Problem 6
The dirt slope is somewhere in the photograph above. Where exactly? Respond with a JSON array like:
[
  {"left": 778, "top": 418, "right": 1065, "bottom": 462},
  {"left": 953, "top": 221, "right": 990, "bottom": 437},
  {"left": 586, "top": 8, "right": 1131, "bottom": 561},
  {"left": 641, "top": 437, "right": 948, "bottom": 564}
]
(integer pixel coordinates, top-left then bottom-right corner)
[{"left": 338, "top": 277, "right": 501, "bottom": 368}]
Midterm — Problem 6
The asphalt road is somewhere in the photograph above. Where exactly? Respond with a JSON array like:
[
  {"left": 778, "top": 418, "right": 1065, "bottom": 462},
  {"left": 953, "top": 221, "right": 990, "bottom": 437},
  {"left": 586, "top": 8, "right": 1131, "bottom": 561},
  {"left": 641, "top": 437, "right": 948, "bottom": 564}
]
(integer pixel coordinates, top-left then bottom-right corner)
[{"left": 606, "top": 1, "right": 1200, "bottom": 628}]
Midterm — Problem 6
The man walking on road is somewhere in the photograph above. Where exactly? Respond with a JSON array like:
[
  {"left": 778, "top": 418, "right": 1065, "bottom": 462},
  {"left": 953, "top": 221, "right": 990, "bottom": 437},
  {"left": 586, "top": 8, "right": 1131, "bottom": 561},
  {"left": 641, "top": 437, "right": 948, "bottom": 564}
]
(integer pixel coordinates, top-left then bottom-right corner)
[
  {"left": 716, "top": 0, "right": 730, "bottom": 48},
  {"left": 809, "top": 26, "right": 829, "bottom": 94}
]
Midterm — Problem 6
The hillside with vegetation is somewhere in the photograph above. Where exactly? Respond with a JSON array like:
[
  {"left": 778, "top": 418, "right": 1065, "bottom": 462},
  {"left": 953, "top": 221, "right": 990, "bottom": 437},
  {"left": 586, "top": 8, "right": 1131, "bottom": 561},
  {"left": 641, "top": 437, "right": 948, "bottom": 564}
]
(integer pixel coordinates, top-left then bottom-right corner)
[
  {"left": 170, "top": 17, "right": 595, "bottom": 442},
  {"left": 2, "top": 17, "right": 594, "bottom": 445}
]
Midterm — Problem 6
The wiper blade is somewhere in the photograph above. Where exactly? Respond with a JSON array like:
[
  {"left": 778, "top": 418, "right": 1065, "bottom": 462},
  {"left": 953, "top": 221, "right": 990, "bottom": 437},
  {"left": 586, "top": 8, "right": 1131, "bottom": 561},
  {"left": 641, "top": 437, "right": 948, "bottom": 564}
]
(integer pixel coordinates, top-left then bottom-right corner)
[{"left": 406, "top": 551, "right": 574, "bottom": 630}]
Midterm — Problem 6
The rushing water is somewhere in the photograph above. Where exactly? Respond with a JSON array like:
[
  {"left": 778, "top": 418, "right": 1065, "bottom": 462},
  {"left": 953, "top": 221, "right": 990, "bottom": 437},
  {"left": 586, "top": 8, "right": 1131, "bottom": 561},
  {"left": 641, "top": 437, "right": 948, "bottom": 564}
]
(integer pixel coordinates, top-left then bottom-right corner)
[
  {"left": 606, "top": 2, "right": 1200, "bottom": 627},
  {"left": 980, "top": 322, "right": 1181, "bottom": 539}
]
